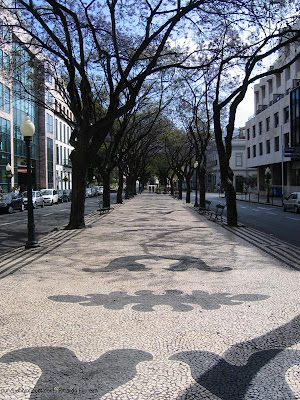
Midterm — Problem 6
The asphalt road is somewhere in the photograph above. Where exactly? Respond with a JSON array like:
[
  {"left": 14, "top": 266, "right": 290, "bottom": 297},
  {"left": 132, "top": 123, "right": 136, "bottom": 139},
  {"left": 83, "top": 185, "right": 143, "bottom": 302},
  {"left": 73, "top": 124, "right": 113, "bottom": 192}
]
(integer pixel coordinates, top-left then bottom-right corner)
[
  {"left": 187, "top": 192, "right": 300, "bottom": 248},
  {"left": 0, "top": 194, "right": 118, "bottom": 255}
]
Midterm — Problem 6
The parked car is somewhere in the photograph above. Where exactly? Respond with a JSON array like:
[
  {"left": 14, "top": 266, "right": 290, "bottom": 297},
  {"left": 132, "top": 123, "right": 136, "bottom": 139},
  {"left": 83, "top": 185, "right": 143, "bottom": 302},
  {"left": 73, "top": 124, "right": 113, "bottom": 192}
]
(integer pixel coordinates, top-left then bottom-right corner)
[
  {"left": 98, "top": 186, "right": 104, "bottom": 195},
  {"left": 40, "top": 189, "right": 59, "bottom": 205},
  {"left": 0, "top": 193, "right": 24, "bottom": 213},
  {"left": 85, "top": 188, "right": 93, "bottom": 198},
  {"left": 22, "top": 191, "right": 45, "bottom": 208},
  {"left": 58, "top": 189, "right": 72, "bottom": 203},
  {"left": 283, "top": 192, "right": 300, "bottom": 213}
]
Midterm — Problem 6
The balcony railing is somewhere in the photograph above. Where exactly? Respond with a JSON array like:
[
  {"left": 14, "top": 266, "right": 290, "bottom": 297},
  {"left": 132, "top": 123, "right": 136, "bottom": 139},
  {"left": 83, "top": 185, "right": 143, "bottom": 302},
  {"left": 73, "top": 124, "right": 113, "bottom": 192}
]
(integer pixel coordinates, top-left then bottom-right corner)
[{"left": 63, "top": 159, "right": 72, "bottom": 167}]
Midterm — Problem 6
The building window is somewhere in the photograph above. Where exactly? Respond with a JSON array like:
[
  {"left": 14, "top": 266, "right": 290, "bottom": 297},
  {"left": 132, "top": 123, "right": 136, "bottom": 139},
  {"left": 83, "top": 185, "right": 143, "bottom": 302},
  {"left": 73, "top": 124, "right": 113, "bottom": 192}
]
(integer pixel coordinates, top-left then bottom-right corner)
[
  {"left": 63, "top": 124, "right": 66, "bottom": 143},
  {"left": 45, "top": 90, "right": 53, "bottom": 106},
  {"left": 252, "top": 125, "right": 256, "bottom": 138},
  {"left": 261, "top": 85, "right": 265, "bottom": 98},
  {"left": 47, "top": 138, "right": 53, "bottom": 188},
  {"left": 274, "top": 136, "right": 279, "bottom": 152},
  {"left": 56, "top": 144, "right": 59, "bottom": 164},
  {"left": 253, "top": 145, "right": 256, "bottom": 157},
  {"left": 55, "top": 119, "right": 58, "bottom": 139},
  {"left": 46, "top": 113, "right": 53, "bottom": 133},
  {"left": 266, "top": 140, "right": 270, "bottom": 154},
  {"left": 45, "top": 72, "right": 52, "bottom": 84},
  {"left": 59, "top": 121, "right": 62, "bottom": 141},
  {"left": 284, "top": 133, "right": 289, "bottom": 148},
  {"left": 259, "top": 121, "right": 262, "bottom": 135},
  {"left": 247, "top": 147, "right": 250, "bottom": 159},
  {"left": 266, "top": 117, "right": 270, "bottom": 131},
  {"left": 268, "top": 79, "right": 273, "bottom": 94},
  {"left": 235, "top": 153, "right": 243, "bottom": 167},
  {"left": 247, "top": 129, "right": 250, "bottom": 140},
  {"left": 286, "top": 66, "right": 290, "bottom": 81},
  {"left": 274, "top": 112, "right": 279, "bottom": 128},
  {"left": 4, "top": 86, "right": 10, "bottom": 113},
  {"left": 275, "top": 73, "right": 281, "bottom": 88},
  {"left": 284, "top": 106, "right": 289, "bottom": 124},
  {"left": 0, "top": 83, "right": 10, "bottom": 113},
  {"left": 3, "top": 52, "right": 9, "bottom": 71},
  {"left": 259, "top": 142, "right": 263, "bottom": 156}
]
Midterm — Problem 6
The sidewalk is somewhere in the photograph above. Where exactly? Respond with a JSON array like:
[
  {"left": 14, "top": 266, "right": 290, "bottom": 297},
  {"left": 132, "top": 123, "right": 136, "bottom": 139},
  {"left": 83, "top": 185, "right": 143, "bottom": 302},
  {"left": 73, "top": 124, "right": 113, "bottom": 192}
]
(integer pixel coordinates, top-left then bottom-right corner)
[{"left": 0, "top": 193, "right": 299, "bottom": 399}]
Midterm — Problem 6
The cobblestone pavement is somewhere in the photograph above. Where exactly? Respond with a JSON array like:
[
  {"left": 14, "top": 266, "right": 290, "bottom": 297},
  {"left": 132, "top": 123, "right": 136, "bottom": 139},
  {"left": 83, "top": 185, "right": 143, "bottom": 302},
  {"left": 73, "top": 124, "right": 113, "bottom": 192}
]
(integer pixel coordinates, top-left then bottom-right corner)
[{"left": 0, "top": 193, "right": 299, "bottom": 400}]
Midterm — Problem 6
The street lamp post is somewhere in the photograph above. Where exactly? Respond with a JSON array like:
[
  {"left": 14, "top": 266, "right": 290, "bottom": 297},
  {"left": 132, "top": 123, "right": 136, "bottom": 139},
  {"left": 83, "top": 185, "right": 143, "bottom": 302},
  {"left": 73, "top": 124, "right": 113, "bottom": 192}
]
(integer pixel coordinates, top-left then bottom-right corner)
[
  {"left": 5, "top": 163, "right": 13, "bottom": 192},
  {"left": 20, "top": 116, "right": 39, "bottom": 249},
  {"left": 265, "top": 166, "right": 271, "bottom": 204},
  {"left": 194, "top": 161, "right": 199, "bottom": 207}
]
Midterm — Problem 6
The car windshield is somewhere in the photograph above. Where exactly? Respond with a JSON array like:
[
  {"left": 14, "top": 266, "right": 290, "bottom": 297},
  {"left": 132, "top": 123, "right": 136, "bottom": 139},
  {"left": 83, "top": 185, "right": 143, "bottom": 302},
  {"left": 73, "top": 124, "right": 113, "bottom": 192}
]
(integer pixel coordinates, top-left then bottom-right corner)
[
  {"left": 22, "top": 191, "right": 36, "bottom": 197},
  {"left": 41, "top": 190, "right": 52, "bottom": 195},
  {"left": 0, "top": 193, "right": 12, "bottom": 200}
]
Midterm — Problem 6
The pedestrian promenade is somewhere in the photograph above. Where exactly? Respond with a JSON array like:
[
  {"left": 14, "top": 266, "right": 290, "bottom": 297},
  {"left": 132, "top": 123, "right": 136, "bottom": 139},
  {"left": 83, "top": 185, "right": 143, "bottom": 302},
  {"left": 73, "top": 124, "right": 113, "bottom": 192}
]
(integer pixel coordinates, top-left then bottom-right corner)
[{"left": 0, "top": 193, "right": 299, "bottom": 399}]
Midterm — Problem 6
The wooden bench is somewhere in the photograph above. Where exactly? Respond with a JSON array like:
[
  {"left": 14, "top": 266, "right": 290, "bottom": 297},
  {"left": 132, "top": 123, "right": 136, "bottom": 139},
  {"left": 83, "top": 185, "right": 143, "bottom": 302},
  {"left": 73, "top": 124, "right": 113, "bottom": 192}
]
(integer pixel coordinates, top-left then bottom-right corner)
[
  {"left": 98, "top": 201, "right": 114, "bottom": 215},
  {"left": 214, "top": 204, "right": 226, "bottom": 222},
  {"left": 98, "top": 207, "right": 112, "bottom": 215},
  {"left": 199, "top": 200, "right": 212, "bottom": 215}
]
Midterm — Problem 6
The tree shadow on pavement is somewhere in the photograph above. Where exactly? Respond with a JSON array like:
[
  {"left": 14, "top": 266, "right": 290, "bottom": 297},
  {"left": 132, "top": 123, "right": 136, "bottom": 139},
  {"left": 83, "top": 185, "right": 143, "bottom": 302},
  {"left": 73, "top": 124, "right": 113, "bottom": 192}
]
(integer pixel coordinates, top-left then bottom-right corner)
[
  {"left": 49, "top": 290, "right": 269, "bottom": 312},
  {"left": 82, "top": 255, "right": 232, "bottom": 273},
  {"left": 0, "top": 348, "right": 152, "bottom": 399},
  {"left": 170, "top": 313, "right": 300, "bottom": 399}
]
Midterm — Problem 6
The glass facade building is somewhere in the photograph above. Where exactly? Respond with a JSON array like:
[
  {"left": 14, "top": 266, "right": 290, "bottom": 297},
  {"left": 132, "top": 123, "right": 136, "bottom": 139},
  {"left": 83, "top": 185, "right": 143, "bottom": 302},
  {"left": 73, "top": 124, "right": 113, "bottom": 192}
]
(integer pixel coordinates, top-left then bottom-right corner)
[
  {"left": 290, "top": 86, "right": 300, "bottom": 148},
  {"left": 12, "top": 41, "right": 38, "bottom": 191}
]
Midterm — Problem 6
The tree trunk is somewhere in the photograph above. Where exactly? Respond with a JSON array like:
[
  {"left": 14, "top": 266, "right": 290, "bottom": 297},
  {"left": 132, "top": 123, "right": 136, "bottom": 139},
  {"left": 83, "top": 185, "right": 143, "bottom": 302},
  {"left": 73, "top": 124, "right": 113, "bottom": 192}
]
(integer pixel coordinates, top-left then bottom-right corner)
[
  {"left": 125, "top": 176, "right": 130, "bottom": 199},
  {"left": 186, "top": 179, "right": 191, "bottom": 203},
  {"left": 117, "top": 166, "right": 123, "bottom": 204},
  {"left": 213, "top": 103, "right": 237, "bottom": 226},
  {"left": 102, "top": 171, "right": 111, "bottom": 208},
  {"left": 66, "top": 148, "right": 88, "bottom": 229},
  {"left": 178, "top": 176, "right": 183, "bottom": 200},
  {"left": 170, "top": 178, "right": 174, "bottom": 195},
  {"left": 224, "top": 170, "right": 237, "bottom": 226},
  {"left": 199, "top": 166, "right": 206, "bottom": 208}
]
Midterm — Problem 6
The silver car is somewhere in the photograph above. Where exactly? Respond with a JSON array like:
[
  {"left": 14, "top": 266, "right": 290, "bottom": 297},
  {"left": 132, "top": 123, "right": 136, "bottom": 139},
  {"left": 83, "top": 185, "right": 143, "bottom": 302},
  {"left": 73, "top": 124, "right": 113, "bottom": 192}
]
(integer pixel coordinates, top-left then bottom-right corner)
[
  {"left": 22, "top": 191, "right": 45, "bottom": 208},
  {"left": 283, "top": 192, "right": 300, "bottom": 214}
]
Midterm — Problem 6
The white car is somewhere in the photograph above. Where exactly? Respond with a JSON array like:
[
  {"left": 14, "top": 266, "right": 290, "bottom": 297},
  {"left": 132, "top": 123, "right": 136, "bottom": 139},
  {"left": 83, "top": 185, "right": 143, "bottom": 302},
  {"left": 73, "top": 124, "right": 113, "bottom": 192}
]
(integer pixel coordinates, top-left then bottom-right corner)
[
  {"left": 40, "top": 189, "right": 59, "bottom": 205},
  {"left": 283, "top": 192, "right": 300, "bottom": 214},
  {"left": 22, "top": 191, "right": 45, "bottom": 208}
]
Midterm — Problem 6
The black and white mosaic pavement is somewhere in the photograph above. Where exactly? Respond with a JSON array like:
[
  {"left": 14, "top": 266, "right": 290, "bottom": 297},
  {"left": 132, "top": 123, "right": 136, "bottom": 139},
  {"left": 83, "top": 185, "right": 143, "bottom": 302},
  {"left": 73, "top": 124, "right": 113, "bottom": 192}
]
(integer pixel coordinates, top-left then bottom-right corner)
[{"left": 0, "top": 193, "right": 299, "bottom": 399}]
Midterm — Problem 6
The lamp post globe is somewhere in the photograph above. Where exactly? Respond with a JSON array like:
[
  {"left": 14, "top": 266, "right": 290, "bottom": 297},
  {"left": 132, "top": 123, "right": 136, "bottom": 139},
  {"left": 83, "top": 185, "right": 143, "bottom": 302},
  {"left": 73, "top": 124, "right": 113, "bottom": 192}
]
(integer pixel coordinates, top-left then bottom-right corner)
[{"left": 20, "top": 116, "right": 39, "bottom": 249}]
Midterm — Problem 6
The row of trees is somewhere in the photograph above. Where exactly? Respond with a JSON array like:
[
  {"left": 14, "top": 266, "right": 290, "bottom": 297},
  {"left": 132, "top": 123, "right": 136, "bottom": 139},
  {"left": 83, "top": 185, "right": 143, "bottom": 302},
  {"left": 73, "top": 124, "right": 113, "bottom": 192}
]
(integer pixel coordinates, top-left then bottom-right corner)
[{"left": 2, "top": 0, "right": 299, "bottom": 227}]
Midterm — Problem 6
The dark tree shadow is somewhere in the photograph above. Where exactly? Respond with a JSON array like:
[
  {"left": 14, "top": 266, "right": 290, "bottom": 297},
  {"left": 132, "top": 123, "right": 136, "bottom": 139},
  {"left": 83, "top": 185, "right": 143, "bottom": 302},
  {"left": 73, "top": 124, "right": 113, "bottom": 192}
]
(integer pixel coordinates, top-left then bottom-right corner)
[
  {"left": 170, "top": 313, "right": 300, "bottom": 399},
  {"left": 82, "top": 255, "right": 232, "bottom": 273},
  {"left": 0, "top": 347, "right": 152, "bottom": 399},
  {"left": 49, "top": 290, "right": 269, "bottom": 312}
]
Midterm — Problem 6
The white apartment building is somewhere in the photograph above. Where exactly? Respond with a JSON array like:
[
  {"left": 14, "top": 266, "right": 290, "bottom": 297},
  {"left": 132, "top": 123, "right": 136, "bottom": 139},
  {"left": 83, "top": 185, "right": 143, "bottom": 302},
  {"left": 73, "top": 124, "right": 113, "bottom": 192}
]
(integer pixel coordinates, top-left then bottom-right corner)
[
  {"left": 206, "top": 130, "right": 256, "bottom": 192},
  {"left": 245, "top": 38, "right": 300, "bottom": 197}
]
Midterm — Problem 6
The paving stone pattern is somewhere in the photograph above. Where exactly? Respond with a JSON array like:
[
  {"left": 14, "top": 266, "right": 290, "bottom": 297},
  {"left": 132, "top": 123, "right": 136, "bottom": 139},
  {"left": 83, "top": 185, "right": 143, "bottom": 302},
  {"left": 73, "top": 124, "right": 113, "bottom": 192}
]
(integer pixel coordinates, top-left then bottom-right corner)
[{"left": 0, "top": 193, "right": 299, "bottom": 399}]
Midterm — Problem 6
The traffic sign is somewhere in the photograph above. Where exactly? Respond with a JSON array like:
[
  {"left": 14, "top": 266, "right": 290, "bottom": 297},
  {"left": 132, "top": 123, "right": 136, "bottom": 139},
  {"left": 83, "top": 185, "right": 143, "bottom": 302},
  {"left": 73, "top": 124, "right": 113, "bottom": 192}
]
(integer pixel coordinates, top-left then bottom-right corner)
[{"left": 284, "top": 147, "right": 300, "bottom": 158}]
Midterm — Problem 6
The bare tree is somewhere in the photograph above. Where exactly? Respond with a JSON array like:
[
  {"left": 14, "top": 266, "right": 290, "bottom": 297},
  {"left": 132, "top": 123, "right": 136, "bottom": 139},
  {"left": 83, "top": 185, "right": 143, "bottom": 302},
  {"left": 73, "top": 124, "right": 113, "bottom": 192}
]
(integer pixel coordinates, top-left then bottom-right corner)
[{"left": 4, "top": 0, "right": 212, "bottom": 228}]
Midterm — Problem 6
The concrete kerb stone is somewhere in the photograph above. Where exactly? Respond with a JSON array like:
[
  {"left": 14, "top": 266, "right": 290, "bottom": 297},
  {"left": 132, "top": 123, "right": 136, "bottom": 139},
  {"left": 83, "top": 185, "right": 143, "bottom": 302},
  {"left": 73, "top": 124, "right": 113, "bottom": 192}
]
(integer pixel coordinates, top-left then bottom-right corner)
[{"left": 0, "top": 192, "right": 299, "bottom": 399}]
